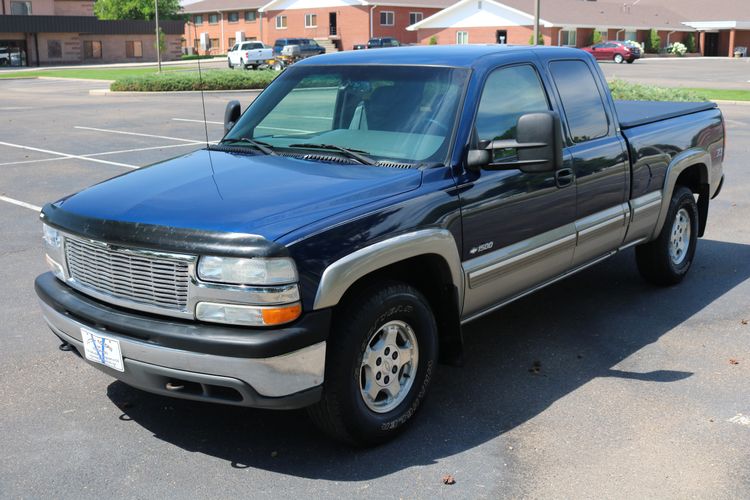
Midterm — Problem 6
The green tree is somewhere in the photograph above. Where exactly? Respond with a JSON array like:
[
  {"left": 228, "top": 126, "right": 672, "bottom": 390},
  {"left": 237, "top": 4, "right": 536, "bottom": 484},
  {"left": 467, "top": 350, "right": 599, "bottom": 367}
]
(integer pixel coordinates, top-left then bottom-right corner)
[
  {"left": 685, "top": 33, "right": 696, "bottom": 53},
  {"left": 528, "top": 33, "right": 545, "bottom": 45},
  {"left": 590, "top": 30, "right": 603, "bottom": 46},
  {"left": 94, "top": 0, "right": 182, "bottom": 20},
  {"left": 645, "top": 29, "right": 661, "bottom": 54}
]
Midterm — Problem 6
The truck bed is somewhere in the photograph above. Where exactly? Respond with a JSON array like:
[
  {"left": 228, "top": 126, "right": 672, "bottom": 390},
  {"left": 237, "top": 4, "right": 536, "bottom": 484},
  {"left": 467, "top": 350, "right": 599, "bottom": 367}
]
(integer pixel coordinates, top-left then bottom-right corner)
[{"left": 615, "top": 100, "right": 717, "bottom": 129}]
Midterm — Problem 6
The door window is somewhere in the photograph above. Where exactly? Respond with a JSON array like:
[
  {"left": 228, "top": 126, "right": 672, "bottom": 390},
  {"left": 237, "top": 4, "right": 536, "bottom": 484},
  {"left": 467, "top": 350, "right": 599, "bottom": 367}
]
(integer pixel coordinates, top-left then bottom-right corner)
[
  {"left": 475, "top": 64, "right": 550, "bottom": 161},
  {"left": 549, "top": 60, "right": 609, "bottom": 143}
]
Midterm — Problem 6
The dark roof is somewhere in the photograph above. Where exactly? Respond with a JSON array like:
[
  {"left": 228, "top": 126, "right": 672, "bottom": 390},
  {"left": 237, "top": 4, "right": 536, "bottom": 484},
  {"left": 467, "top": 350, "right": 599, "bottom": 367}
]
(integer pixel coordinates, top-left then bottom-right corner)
[
  {"left": 599, "top": 0, "right": 750, "bottom": 23},
  {"left": 182, "top": 0, "right": 265, "bottom": 14},
  {"left": 0, "top": 15, "right": 184, "bottom": 34},
  {"left": 295, "top": 44, "right": 584, "bottom": 68}
]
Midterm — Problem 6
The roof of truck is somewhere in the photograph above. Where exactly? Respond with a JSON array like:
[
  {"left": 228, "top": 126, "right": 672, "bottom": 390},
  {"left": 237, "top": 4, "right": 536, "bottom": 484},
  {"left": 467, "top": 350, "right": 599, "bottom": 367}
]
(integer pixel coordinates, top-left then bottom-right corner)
[{"left": 296, "top": 44, "right": 586, "bottom": 68}]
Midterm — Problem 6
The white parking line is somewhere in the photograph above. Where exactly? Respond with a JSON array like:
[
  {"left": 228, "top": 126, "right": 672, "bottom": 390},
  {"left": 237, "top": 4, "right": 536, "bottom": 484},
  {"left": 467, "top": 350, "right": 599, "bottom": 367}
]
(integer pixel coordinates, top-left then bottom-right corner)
[
  {"left": 0, "top": 195, "right": 41, "bottom": 212},
  {"left": 0, "top": 141, "right": 138, "bottom": 169},
  {"left": 172, "top": 118, "right": 223, "bottom": 125},
  {"left": 84, "top": 142, "right": 206, "bottom": 157},
  {"left": 75, "top": 126, "right": 207, "bottom": 144},
  {"left": 0, "top": 157, "right": 63, "bottom": 167}
]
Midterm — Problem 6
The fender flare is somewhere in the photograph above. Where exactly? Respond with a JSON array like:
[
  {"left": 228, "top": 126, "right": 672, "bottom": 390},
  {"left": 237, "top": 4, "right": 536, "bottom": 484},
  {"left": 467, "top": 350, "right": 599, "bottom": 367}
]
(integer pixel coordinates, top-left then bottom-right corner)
[
  {"left": 651, "top": 149, "right": 710, "bottom": 239},
  {"left": 312, "top": 229, "right": 464, "bottom": 311}
]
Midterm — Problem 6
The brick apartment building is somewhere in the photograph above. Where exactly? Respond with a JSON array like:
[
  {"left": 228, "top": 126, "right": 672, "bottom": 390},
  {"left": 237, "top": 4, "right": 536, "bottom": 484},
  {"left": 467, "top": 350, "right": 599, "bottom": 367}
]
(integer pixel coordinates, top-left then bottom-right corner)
[
  {"left": 183, "top": 0, "right": 452, "bottom": 55},
  {"left": 408, "top": 0, "right": 749, "bottom": 57},
  {"left": 0, "top": 0, "right": 184, "bottom": 66}
]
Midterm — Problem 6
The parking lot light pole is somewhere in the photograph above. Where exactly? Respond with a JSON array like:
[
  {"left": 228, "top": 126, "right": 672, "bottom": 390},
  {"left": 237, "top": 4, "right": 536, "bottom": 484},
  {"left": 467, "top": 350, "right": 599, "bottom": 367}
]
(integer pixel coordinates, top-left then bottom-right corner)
[
  {"left": 533, "top": 0, "right": 540, "bottom": 45},
  {"left": 155, "top": 0, "right": 162, "bottom": 73}
]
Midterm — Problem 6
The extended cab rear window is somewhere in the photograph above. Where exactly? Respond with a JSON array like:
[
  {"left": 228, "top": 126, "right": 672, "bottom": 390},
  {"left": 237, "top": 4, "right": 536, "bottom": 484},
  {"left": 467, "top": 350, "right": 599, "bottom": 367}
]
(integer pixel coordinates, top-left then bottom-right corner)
[{"left": 549, "top": 60, "right": 610, "bottom": 143}]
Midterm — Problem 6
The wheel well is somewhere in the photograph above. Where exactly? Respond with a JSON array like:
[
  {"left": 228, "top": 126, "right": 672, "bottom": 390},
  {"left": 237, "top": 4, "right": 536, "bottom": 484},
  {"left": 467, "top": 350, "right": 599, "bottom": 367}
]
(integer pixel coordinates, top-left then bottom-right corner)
[
  {"left": 334, "top": 254, "right": 464, "bottom": 366},
  {"left": 674, "top": 164, "right": 710, "bottom": 237}
]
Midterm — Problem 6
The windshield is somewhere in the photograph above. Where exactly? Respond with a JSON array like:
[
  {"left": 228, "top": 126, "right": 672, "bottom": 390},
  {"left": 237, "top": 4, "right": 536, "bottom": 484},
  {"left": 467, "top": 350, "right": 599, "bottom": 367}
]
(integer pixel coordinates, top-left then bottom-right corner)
[{"left": 225, "top": 64, "right": 470, "bottom": 164}]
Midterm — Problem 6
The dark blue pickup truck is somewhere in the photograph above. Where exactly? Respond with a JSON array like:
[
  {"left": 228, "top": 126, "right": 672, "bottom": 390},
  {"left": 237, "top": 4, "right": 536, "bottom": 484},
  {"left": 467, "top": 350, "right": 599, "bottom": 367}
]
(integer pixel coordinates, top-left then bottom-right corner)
[{"left": 36, "top": 45, "right": 725, "bottom": 445}]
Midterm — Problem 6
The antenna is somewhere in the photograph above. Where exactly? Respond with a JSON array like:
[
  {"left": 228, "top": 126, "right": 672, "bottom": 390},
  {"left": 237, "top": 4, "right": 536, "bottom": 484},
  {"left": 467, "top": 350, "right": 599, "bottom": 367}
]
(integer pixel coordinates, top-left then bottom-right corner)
[{"left": 196, "top": 54, "right": 210, "bottom": 149}]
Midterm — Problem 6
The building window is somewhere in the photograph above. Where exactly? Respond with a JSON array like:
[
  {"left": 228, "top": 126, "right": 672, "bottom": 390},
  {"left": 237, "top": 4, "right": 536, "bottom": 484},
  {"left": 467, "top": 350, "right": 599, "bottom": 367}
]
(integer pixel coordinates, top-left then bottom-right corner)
[
  {"left": 456, "top": 31, "right": 469, "bottom": 44},
  {"left": 560, "top": 29, "right": 577, "bottom": 46},
  {"left": 125, "top": 40, "right": 143, "bottom": 58},
  {"left": 276, "top": 15, "right": 287, "bottom": 29},
  {"left": 193, "top": 38, "right": 200, "bottom": 50},
  {"left": 380, "top": 11, "right": 394, "bottom": 26},
  {"left": 83, "top": 40, "right": 102, "bottom": 59},
  {"left": 305, "top": 13, "right": 317, "bottom": 28},
  {"left": 244, "top": 10, "right": 256, "bottom": 22},
  {"left": 208, "top": 13, "right": 219, "bottom": 24},
  {"left": 228, "top": 11, "right": 239, "bottom": 22},
  {"left": 194, "top": 15, "right": 203, "bottom": 25},
  {"left": 409, "top": 12, "right": 423, "bottom": 25},
  {"left": 47, "top": 40, "right": 62, "bottom": 58},
  {"left": 210, "top": 38, "right": 219, "bottom": 49},
  {"left": 10, "top": 1, "right": 31, "bottom": 15},
  {"left": 624, "top": 30, "right": 637, "bottom": 42},
  {"left": 228, "top": 37, "right": 235, "bottom": 48}
]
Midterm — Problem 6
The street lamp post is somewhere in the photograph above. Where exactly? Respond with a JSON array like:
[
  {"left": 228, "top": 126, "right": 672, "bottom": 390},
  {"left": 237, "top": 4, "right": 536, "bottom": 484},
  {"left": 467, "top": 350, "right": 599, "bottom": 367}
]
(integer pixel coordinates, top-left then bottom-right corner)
[
  {"left": 533, "top": 0, "right": 540, "bottom": 46},
  {"left": 155, "top": 0, "right": 162, "bottom": 72}
]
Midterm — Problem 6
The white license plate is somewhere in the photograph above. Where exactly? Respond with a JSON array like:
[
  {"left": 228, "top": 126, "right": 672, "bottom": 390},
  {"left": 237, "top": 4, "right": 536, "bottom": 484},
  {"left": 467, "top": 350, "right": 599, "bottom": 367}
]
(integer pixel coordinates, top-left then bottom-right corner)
[{"left": 81, "top": 327, "right": 124, "bottom": 372}]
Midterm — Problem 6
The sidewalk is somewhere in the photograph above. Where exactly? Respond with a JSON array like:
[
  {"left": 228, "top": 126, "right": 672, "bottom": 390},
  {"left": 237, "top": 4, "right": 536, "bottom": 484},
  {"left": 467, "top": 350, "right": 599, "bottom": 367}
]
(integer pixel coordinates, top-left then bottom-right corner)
[{"left": 0, "top": 57, "right": 226, "bottom": 73}]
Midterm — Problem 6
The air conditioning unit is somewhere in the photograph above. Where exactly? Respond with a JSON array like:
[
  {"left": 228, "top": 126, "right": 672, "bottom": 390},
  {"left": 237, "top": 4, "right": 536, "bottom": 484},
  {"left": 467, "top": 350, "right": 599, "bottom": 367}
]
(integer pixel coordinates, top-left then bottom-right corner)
[
  {"left": 200, "top": 32, "right": 209, "bottom": 50},
  {"left": 236, "top": 31, "right": 245, "bottom": 42}
]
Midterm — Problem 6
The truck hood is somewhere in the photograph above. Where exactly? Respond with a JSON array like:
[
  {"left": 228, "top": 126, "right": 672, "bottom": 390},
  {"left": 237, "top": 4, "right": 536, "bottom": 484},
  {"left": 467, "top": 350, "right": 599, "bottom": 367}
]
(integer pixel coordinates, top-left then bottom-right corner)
[{"left": 50, "top": 149, "right": 422, "bottom": 241}]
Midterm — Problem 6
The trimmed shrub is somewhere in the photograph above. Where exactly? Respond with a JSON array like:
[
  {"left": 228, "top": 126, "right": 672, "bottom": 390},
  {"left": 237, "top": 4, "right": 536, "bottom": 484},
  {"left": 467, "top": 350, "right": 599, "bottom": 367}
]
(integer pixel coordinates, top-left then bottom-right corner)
[
  {"left": 645, "top": 29, "right": 661, "bottom": 54},
  {"left": 669, "top": 42, "right": 687, "bottom": 57},
  {"left": 608, "top": 80, "right": 707, "bottom": 102},
  {"left": 429, "top": 36, "right": 438, "bottom": 45},
  {"left": 110, "top": 69, "right": 278, "bottom": 92},
  {"left": 590, "top": 30, "right": 603, "bottom": 46},
  {"left": 685, "top": 33, "right": 696, "bottom": 53},
  {"left": 180, "top": 54, "right": 220, "bottom": 60},
  {"left": 528, "top": 33, "right": 544, "bottom": 45}
]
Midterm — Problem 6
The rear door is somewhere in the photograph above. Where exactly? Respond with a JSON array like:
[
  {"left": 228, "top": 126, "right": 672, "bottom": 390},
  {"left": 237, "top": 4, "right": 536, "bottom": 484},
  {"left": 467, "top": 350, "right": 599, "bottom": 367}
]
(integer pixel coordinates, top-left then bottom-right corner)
[
  {"left": 457, "top": 61, "right": 577, "bottom": 319},
  {"left": 547, "top": 58, "right": 630, "bottom": 266}
]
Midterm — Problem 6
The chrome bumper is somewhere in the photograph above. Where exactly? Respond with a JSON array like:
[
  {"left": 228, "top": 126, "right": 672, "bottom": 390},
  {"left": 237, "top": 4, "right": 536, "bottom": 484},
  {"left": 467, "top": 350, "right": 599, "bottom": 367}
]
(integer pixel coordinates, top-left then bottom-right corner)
[{"left": 39, "top": 299, "right": 326, "bottom": 408}]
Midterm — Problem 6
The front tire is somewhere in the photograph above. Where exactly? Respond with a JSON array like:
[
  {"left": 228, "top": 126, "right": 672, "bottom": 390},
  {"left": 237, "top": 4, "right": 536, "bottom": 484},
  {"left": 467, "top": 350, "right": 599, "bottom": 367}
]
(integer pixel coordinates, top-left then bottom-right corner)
[
  {"left": 614, "top": 53, "right": 624, "bottom": 64},
  {"left": 307, "top": 281, "right": 438, "bottom": 446},
  {"left": 636, "top": 186, "right": 699, "bottom": 285},
  {"left": 227, "top": 59, "right": 233, "bottom": 69}
]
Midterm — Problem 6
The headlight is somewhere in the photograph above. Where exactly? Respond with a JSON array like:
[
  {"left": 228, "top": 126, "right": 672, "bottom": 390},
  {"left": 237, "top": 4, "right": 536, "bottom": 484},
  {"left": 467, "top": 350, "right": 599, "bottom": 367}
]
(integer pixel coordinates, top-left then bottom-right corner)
[
  {"left": 42, "top": 223, "right": 65, "bottom": 280},
  {"left": 197, "top": 256, "right": 297, "bottom": 285}
]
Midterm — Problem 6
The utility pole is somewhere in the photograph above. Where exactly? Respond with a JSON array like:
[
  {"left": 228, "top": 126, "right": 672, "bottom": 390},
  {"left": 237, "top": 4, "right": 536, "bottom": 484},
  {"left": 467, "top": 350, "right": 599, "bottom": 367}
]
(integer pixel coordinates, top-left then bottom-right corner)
[
  {"left": 155, "top": 0, "right": 162, "bottom": 72},
  {"left": 533, "top": 0, "right": 540, "bottom": 45}
]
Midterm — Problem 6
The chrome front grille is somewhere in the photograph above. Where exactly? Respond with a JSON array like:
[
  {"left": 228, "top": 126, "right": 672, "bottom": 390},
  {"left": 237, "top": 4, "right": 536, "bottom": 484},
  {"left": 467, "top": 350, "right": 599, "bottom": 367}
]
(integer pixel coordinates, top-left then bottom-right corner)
[{"left": 65, "top": 237, "right": 191, "bottom": 312}]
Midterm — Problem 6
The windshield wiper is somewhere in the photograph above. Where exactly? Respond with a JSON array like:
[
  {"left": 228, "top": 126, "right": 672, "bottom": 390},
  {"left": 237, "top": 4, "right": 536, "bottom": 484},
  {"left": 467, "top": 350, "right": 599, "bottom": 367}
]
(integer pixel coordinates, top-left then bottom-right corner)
[
  {"left": 288, "top": 143, "right": 376, "bottom": 165},
  {"left": 218, "top": 137, "right": 277, "bottom": 156}
]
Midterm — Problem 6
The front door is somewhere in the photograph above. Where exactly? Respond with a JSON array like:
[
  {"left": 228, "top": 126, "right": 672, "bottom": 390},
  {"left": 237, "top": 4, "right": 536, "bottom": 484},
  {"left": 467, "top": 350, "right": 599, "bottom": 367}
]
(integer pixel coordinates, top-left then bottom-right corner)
[
  {"left": 496, "top": 30, "right": 508, "bottom": 44},
  {"left": 329, "top": 12, "right": 337, "bottom": 36},
  {"left": 704, "top": 32, "right": 719, "bottom": 56},
  {"left": 456, "top": 63, "right": 576, "bottom": 319}
]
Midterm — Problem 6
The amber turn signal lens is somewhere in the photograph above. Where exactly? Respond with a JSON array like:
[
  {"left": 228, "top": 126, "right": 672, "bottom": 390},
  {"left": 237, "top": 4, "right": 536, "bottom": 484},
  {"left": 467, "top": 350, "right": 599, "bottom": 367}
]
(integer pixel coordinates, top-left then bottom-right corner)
[{"left": 261, "top": 303, "right": 302, "bottom": 325}]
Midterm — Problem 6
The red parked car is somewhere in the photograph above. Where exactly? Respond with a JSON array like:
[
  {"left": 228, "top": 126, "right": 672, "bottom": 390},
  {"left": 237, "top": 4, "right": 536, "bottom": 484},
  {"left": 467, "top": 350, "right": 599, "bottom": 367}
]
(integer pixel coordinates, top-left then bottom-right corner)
[{"left": 582, "top": 41, "right": 641, "bottom": 64}]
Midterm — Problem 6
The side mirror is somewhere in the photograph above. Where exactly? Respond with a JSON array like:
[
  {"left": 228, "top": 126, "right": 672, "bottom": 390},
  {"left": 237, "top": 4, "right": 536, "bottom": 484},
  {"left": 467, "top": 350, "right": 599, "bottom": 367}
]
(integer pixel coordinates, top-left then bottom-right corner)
[
  {"left": 224, "top": 100, "right": 241, "bottom": 135},
  {"left": 467, "top": 111, "right": 563, "bottom": 173}
]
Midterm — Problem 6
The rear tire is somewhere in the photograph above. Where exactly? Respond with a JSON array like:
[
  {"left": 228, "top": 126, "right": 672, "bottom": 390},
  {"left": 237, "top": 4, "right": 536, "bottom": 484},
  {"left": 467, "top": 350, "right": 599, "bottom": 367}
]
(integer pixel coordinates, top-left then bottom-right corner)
[
  {"left": 307, "top": 281, "right": 438, "bottom": 446},
  {"left": 240, "top": 58, "right": 246, "bottom": 70},
  {"left": 626, "top": 59, "right": 634, "bottom": 64},
  {"left": 636, "top": 186, "right": 699, "bottom": 286},
  {"left": 614, "top": 53, "right": 624, "bottom": 64}
]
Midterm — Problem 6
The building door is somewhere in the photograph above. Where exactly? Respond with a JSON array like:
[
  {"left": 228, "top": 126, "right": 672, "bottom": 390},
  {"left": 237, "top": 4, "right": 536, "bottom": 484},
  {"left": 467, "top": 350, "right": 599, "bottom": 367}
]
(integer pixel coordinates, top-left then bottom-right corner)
[
  {"left": 704, "top": 32, "right": 719, "bottom": 56},
  {"left": 329, "top": 12, "right": 337, "bottom": 36},
  {"left": 496, "top": 30, "right": 507, "bottom": 44}
]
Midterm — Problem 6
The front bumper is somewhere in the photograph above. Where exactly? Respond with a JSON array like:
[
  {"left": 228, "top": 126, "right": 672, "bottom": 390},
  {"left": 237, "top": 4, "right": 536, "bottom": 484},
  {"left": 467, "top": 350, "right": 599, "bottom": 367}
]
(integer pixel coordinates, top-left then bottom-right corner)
[{"left": 35, "top": 272, "right": 330, "bottom": 409}]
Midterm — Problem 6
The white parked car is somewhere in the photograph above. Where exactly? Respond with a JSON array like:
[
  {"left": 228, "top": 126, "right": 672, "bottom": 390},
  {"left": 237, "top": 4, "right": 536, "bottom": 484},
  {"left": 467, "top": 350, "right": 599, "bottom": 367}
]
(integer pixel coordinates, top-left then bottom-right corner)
[{"left": 228, "top": 41, "right": 273, "bottom": 70}]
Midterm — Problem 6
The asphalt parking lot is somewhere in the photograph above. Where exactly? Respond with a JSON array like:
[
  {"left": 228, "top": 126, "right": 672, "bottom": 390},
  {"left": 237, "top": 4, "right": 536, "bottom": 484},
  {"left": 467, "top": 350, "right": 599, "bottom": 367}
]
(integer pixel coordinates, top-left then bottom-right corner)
[
  {"left": 1, "top": 78, "right": 749, "bottom": 499},
  {"left": 599, "top": 56, "right": 750, "bottom": 90}
]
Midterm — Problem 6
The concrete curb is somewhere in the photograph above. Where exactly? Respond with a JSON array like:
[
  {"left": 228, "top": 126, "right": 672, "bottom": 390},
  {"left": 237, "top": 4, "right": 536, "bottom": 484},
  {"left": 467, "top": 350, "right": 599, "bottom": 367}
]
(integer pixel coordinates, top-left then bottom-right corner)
[
  {"left": 712, "top": 99, "right": 750, "bottom": 106},
  {"left": 38, "top": 76, "right": 115, "bottom": 83},
  {"left": 89, "top": 88, "right": 264, "bottom": 96}
]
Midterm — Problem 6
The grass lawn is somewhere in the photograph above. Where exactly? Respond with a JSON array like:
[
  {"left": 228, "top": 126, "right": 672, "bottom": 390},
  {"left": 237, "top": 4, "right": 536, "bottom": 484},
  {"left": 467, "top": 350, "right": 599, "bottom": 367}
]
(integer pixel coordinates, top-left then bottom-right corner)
[
  {"left": 0, "top": 65, "right": 191, "bottom": 80},
  {"left": 684, "top": 88, "right": 750, "bottom": 102}
]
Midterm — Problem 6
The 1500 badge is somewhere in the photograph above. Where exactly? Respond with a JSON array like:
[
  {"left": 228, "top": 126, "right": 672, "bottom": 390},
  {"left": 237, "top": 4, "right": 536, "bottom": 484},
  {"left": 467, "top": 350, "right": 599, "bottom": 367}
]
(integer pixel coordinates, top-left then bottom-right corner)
[{"left": 469, "top": 241, "right": 494, "bottom": 255}]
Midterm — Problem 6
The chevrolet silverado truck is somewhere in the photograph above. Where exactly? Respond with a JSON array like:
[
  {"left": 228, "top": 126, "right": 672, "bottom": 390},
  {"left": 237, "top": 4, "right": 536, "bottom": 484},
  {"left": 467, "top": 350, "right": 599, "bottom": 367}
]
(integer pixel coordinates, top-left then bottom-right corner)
[{"left": 36, "top": 46, "right": 725, "bottom": 446}]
